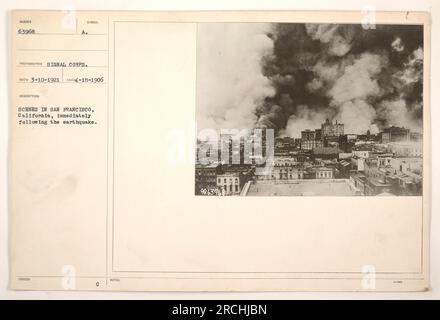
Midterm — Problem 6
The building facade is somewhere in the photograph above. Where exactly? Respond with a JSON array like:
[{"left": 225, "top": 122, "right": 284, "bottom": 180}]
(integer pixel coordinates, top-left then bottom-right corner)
[
  {"left": 300, "top": 129, "right": 323, "bottom": 151},
  {"left": 321, "top": 118, "right": 344, "bottom": 137},
  {"left": 315, "top": 167, "right": 334, "bottom": 179},
  {"left": 380, "top": 126, "right": 410, "bottom": 143},
  {"left": 301, "top": 139, "right": 323, "bottom": 151},
  {"left": 195, "top": 163, "right": 222, "bottom": 195},
  {"left": 217, "top": 173, "right": 242, "bottom": 195}
]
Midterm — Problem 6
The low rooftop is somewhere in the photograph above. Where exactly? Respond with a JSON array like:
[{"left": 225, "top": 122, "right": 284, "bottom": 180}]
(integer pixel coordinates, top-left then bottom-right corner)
[{"left": 245, "top": 179, "right": 359, "bottom": 196}]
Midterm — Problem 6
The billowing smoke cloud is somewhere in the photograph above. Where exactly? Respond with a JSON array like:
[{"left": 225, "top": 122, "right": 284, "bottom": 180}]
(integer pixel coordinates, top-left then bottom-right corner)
[
  {"left": 197, "top": 23, "right": 424, "bottom": 136},
  {"left": 329, "top": 53, "right": 386, "bottom": 105},
  {"left": 258, "top": 23, "right": 424, "bottom": 135},
  {"left": 196, "top": 23, "right": 274, "bottom": 129},
  {"left": 376, "top": 99, "right": 422, "bottom": 131},
  {"left": 281, "top": 105, "right": 327, "bottom": 138},
  {"left": 305, "top": 24, "right": 355, "bottom": 57},
  {"left": 337, "top": 99, "right": 378, "bottom": 134}
]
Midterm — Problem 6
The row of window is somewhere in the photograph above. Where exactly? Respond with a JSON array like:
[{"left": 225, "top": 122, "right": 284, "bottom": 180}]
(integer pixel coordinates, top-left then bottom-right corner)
[
  {"left": 218, "top": 177, "right": 239, "bottom": 184},
  {"left": 220, "top": 185, "right": 239, "bottom": 192},
  {"left": 274, "top": 163, "right": 299, "bottom": 167},
  {"left": 275, "top": 168, "right": 300, "bottom": 172},
  {"left": 318, "top": 171, "right": 332, "bottom": 178}
]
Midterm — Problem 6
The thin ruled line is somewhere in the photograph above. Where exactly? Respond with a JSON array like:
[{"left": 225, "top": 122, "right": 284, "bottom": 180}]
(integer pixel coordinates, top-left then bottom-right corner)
[
  {"left": 106, "top": 16, "right": 110, "bottom": 286},
  {"left": 17, "top": 49, "right": 108, "bottom": 52},
  {"left": 16, "top": 65, "right": 109, "bottom": 68},
  {"left": 111, "top": 270, "right": 423, "bottom": 274},
  {"left": 30, "top": 33, "right": 107, "bottom": 36},
  {"left": 114, "top": 277, "right": 426, "bottom": 281},
  {"left": 112, "top": 20, "right": 424, "bottom": 26},
  {"left": 16, "top": 275, "right": 425, "bottom": 281},
  {"left": 17, "top": 276, "right": 106, "bottom": 279},
  {"left": 16, "top": 82, "right": 108, "bottom": 84},
  {"left": 111, "top": 21, "right": 116, "bottom": 272}
]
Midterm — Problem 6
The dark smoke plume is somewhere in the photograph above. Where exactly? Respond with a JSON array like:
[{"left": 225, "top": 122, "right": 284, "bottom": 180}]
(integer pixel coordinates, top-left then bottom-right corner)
[
  {"left": 256, "top": 23, "right": 423, "bottom": 136},
  {"left": 196, "top": 23, "right": 423, "bottom": 137}
]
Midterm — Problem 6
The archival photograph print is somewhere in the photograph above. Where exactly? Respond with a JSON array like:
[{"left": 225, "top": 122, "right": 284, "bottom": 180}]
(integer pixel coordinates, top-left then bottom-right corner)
[{"left": 195, "top": 23, "right": 424, "bottom": 197}]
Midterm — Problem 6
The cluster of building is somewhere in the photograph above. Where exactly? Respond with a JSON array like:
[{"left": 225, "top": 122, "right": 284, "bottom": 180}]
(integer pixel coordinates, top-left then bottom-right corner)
[
  {"left": 195, "top": 119, "right": 423, "bottom": 196},
  {"left": 195, "top": 163, "right": 254, "bottom": 196}
]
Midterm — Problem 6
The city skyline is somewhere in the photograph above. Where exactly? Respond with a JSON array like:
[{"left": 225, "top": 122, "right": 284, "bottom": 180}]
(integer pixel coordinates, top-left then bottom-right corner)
[{"left": 195, "top": 23, "right": 423, "bottom": 197}]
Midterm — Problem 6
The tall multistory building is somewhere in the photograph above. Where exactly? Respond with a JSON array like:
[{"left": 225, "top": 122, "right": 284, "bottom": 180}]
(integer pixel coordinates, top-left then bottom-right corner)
[{"left": 321, "top": 118, "right": 344, "bottom": 137}]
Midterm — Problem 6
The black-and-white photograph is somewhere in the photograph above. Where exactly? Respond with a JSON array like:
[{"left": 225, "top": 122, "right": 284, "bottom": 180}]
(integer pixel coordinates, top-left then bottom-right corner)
[{"left": 195, "top": 23, "right": 424, "bottom": 196}]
